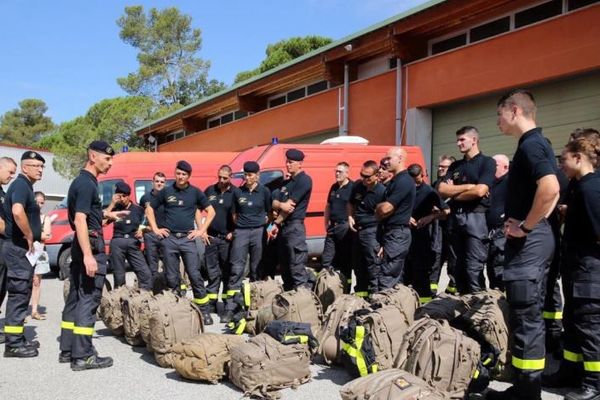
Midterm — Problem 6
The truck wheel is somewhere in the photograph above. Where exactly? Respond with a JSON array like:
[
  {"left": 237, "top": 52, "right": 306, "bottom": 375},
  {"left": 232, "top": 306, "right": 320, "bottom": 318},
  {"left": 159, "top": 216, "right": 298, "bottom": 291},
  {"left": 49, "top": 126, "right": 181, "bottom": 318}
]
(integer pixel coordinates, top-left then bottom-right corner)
[{"left": 58, "top": 247, "right": 72, "bottom": 281}]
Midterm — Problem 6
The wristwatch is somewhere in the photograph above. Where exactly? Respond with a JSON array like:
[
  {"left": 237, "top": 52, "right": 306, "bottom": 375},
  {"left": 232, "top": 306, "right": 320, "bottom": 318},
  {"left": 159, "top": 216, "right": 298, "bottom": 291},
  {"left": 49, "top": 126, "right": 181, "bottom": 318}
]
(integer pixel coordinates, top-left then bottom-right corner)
[{"left": 519, "top": 221, "right": 533, "bottom": 234}]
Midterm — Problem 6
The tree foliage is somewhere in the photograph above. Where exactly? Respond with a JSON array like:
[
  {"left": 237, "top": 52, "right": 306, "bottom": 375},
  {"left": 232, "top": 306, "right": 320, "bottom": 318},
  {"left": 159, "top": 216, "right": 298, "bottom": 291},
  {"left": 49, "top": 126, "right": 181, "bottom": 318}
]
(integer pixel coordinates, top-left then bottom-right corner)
[
  {"left": 0, "top": 99, "right": 55, "bottom": 146},
  {"left": 234, "top": 36, "right": 333, "bottom": 83},
  {"left": 116, "top": 6, "right": 226, "bottom": 106},
  {"left": 39, "top": 96, "right": 176, "bottom": 178}
]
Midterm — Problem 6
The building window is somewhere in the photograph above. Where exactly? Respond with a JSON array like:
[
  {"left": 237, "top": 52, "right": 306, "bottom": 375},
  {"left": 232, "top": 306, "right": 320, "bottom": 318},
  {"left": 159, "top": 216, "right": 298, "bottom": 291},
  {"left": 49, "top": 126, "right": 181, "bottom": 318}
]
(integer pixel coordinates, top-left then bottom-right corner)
[
  {"left": 268, "top": 96, "right": 286, "bottom": 108},
  {"left": 220, "top": 112, "right": 234, "bottom": 124},
  {"left": 470, "top": 16, "right": 511, "bottom": 43},
  {"left": 287, "top": 87, "right": 306, "bottom": 102},
  {"left": 174, "top": 131, "right": 184, "bottom": 140},
  {"left": 234, "top": 110, "right": 248, "bottom": 120},
  {"left": 515, "top": 0, "right": 563, "bottom": 28},
  {"left": 431, "top": 33, "right": 467, "bottom": 55},
  {"left": 569, "top": 0, "right": 599, "bottom": 10},
  {"left": 389, "top": 58, "right": 398, "bottom": 69},
  {"left": 208, "top": 118, "right": 221, "bottom": 129},
  {"left": 307, "top": 81, "right": 328, "bottom": 95}
]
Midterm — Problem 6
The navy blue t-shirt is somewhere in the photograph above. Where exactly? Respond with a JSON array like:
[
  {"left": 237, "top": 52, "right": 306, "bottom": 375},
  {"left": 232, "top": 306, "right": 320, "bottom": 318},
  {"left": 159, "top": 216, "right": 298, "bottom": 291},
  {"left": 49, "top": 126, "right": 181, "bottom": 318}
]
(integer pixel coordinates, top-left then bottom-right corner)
[
  {"left": 327, "top": 180, "right": 353, "bottom": 223},
  {"left": 0, "top": 186, "right": 6, "bottom": 239},
  {"left": 140, "top": 190, "right": 166, "bottom": 228},
  {"left": 205, "top": 183, "right": 237, "bottom": 235},
  {"left": 445, "top": 152, "right": 496, "bottom": 212},
  {"left": 505, "top": 128, "right": 558, "bottom": 221},
  {"left": 68, "top": 169, "right": 103, "bottom": 232},
  {"left": 381, "top": 170, "right": 415, "bottom": 227},
  {"left": 412, "top": 183, "right": 447, "bottom": 220},
  {"left": 233, "top": 184, "right": 271, "bottom": 229},
  {"left": 278, "top": 171, "right": 312, "bottom": 222},
  {"left": 113, "top": 202, "right": 145, "bottom": 237},
  {"left": 564, "top": 171, "right": 600, "bottom": 253},
  {"left": 486, "top": 174, "right": 508, "bottom": 228},
  {"left": 350, "top": 181, "right": 385, "bottom": 228},
  {"left": 150, "top": 182, "right": 210, "bottom": 232},
  {"left": 4, "top": 174, "right": 41, "bottom": 248}
]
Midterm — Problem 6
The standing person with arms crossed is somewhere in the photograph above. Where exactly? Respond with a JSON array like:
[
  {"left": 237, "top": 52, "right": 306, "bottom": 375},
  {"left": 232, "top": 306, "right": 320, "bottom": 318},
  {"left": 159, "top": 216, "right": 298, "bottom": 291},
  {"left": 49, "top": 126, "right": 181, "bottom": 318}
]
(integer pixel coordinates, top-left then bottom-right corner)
[
  {"left": 348, "top": 160, "right": 386, "bottom": 297},
  {"left": 222, "top": 161, "right": 270, "bottom": 323},
  {"left": 438, "top": 126, "right": 496, "bottom": 295},
  {"left": 485, "top": 90, "right": 560, "bottom": 400},
  {"left": 271, "top": 149, "right": 312, "bottom": 291},
  {"left": 145, "top": 160, "right": 216, "bottom": 324},
  {"left": 322, "top": 161, "right": 354, "bottom": 291},
  {"left": 204, "top": 165, "right": 237, "bottom": 315},
  {"left": 59, "top": 141, "right": 122, "bottom": 369},
  {"left": 2, "top": 151, "right": 45, "bottom": 358},
  {"left": 374, "top": 147, "right": 415, "bottom": 291},
  {"left": 0, "top": 157, "right": 17, "bottom": 345},
  {"left": 139, "top": 172, "right": 167, "bottom": 286}
]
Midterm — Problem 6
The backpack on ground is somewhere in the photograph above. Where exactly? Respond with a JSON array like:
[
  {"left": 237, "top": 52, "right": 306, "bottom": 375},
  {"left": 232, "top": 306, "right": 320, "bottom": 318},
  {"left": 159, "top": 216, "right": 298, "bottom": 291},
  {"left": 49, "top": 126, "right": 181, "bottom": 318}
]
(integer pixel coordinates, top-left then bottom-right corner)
[
  {"left": 317, "top": 294, "right": 369, "bottom": 365},
  {"left": 271, "top": 287, "right": 323, "bottom": 335},
  {"left": 121, "top": 289, "right": 153, "bottom": 346},
  {"left": 313, "top": 268, "right": 346, "bottom": 312},
  {"left": 413, "top": 293, "right": 471, "bottom": 321},
  {"left": 171, "top": 333, "right": 246, "bottom": 383},
  {"left": 139, "top": 290, "right": 179, "bottom": 347},
  {"left": 229, "top": 333, "right": 311, "bottom": 399},
  {"left": 241, "top": 278, "right": 283, "bottom": 334},
  {"left": 264, "top": 320, "right": 319, "bottom": 351},
  {"left": 340, "top": 305, "right": 412, "bottom": 377},
  {"left": 369, "top": 284, "right": 419, "bottom": 325},
  {"left": 339, "top": 369, "right": 450, "bottom": 400},
  {"left": 98, "top": 285, "right": 132, "bottom": 336},
  {"left": 394, "top": 317, "right": 481, "bottom": 399},
  {"left": 149, "top": 296, "right": 204, "bottom": 368}
]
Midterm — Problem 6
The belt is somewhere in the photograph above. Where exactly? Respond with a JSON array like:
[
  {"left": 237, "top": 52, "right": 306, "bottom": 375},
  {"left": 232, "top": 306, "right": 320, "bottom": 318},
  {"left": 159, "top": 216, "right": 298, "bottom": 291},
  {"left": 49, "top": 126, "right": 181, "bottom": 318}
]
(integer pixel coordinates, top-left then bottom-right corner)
[
  {"left": 114, "top": 234, "right": 135, "bottom": 239},
  {"left": 209, "top": 232, "right": 228, "bottom": 239},
  {"left": 357, "top": 224, "right": 376, "bottom": 231},
  {"left": 172, "top": 232, "right": 188, "bottom": 238},
  {"left": 88, "top": 230, "right": 103, "bottom": 238},
  {"left": 329, "top": 220, "right": 348, "bottom": 227},
  {"left": 281, "top": 220, "right": 303, "bottom": 227}
]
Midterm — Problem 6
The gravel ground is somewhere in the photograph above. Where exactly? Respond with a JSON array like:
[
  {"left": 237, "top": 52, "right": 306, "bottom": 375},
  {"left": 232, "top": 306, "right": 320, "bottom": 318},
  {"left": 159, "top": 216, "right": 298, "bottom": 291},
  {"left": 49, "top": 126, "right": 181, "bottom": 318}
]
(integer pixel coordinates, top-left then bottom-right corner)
[{"left": 0, "top": 271, "right": 570, "bottom": 400}]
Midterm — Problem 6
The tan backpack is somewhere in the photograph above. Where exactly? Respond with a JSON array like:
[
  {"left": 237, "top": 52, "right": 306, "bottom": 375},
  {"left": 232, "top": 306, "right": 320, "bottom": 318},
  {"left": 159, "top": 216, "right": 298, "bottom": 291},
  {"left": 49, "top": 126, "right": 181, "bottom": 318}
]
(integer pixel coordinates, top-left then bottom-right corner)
[
  {"left": 413, "top": 293, "right": 471, "bottom": 321},
  {"left": 149, "top": 296, "right": 204, "bottom": 368},
  {"left": 121, "top": 289, "right": 153, "bottom": 346},
  {"left": 271, "top": 287, "right": 323, "bottom": 335},
  {"left": 340, "top": 369, "right": 450, "bottom": 400},
  {"left": 313, "top": 268, "right": 346, "bottom": 312},
  {"left": 171, "top": 333, "right": 246, "bottom": 383},
  {"left": 369, "top": 284, "right": 419, "bottom": 325},
  {"left": 317, "top": 294, "right": 369, "bottom": 365},
  {"left": 394, "top": 317, "right": 481, "bottom": 399},
  {"left": 98, "top": 285, "right": 132, "bottom": 336},
  {"left": 229, "top": 333, "right": 311, "bottom": 399},
  {"left": 139, "top": 291, "right": 179, "bottom": 348},
  {"left": 340, "top": 305, "right": 412, "bottom": 377},
  {"left": 251, "top": 306, "right": 276, "bottom": 335},
  {"left": 242, "top": 278, "right": 283, "bottom": 334}
]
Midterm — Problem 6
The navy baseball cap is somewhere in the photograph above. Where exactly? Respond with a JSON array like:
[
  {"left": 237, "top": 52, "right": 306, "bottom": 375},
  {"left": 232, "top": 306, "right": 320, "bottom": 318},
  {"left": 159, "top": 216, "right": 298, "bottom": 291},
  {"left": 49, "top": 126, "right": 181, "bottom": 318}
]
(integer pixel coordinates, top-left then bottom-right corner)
[
  {"left": 88, "top": 140, "right": 115, "bottom": 156},
  {"left": 243, "top": 161, "right": 260, "bottom": 173},
  {"left": 285, "top": 149, "right": 305, "bottom": 161},
  {"left": 176, "top": 160, "right": 192, "bottom": 174}
]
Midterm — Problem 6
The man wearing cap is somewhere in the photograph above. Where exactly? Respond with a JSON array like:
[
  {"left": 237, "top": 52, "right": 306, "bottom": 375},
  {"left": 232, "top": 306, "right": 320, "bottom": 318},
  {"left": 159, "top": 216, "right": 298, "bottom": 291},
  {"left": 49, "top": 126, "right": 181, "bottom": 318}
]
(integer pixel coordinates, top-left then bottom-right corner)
[
  {"left": 0, "top": 156, "right": 17, "bottom": 345},
  {"left": 272, "top": 149, "right": 313, "bottom": 290},
  {"left": 105, "top": 182, "right": 152, "bottom": 290},
  {"left": 221, "top": 161, "right": 271, "bottom": 323},
  {"left": 375, "top": 147, "right": 416, "bottom": 291},
  {"left": 2, "top": 151, "right": 45, "bottom": 357},
  {"left": 145, "top": 160, "right": 216, "bottom": 325},
  {"left": 204, "top": 165, "right": 238, "bottom": 315},
  {"left": 139, "top": 172, "right": 167, "bottom": 284},
  {"left": 59, "top": 141, "right": 120, "bottom": 370}
]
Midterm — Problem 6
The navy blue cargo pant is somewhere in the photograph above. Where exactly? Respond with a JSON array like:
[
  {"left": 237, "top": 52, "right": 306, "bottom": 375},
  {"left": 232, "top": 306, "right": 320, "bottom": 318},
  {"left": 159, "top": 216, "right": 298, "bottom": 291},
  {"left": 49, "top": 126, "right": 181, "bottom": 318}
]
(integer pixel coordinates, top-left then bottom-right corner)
[
  {"left": 486, "top": 227, "right": 506, "bottom": 291},
  {"left": 448, "top": 212, "right": 488, "bottom": 294},
  {"left": 204, "top": 235, "right": 231, "bottom": 306},
  {"left": 142, "top": 231, "right": 162, "bottom": 280},
  {"left": 226, "top": 227, "right": 263, "bottom": 312},
  {"left": 378, "top": 225, "right": 411, "bottom": 291},
  {"left": 279, "top": 221, "right": 311, "bottom": 291},
  {"left": 109, "top": 236, "right": 152, "bottom": 290},
  {"left": 355, "top": 225, "right": 380, "bottom": 297},
  {"left": 321, "top": 221, "right": 354, "bottom": 290}
]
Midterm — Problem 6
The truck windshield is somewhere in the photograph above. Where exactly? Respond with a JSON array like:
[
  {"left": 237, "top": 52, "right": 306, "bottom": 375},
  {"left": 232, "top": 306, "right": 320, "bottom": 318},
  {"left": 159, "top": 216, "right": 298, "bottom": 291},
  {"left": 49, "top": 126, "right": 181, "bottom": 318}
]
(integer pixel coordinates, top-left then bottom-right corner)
[
  {"left": 231, "top": 170, "right": 284, "bottom": 191},
  {"left": 98, "top": 179, "right": 125, "bottom": 208}
]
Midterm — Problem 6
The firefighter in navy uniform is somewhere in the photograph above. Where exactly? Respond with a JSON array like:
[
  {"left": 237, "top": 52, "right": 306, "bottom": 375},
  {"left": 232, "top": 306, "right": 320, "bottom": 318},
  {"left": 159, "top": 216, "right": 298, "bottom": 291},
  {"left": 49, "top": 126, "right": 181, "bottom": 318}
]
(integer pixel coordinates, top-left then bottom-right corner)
[
  {"left": 139, "top": 172, "right": 167, "bottom": 284},
  {"left": 348, "top": 160, "right": 386, "bottom": 297},
  {"left": 2, "top": 151, "right": 45, "bottom": 358},
  {"left": 204, "top": 165, "right": 237, "bottom": 315},
  {"left": 375, "top": 147, "right": 415, "bottom": 291},
  {"left": 0, "top": 156, "right": 17, "bottom": 345},
  {"left": 145, "top": 160, "right": 216, "bottom": 325},
  {"left": 439, "top": 126, "right": 496, "bottom": 295},
  {"left": 271, "top": 149, "right": 313, "bottom": 291},
  {"left": 543, "top": 128, "right": 600, "bottom": 400},
  {"left": 322, "top": 161, "right": 354, "bottom": 291},
  {"left": 485, "top": 154, "right": 510, "bottom": 291},
  {"left": 59, "top": 141, "right": 118, "bottom": 370},
  {"left": 106, "top": 182, "right": 152, "bottom": 290},
  {"left": 222, "top": 161, "right": 270, "bottom": 323},
  {"left": 485, "top": 90, "right": 560, "bottom": 400}
]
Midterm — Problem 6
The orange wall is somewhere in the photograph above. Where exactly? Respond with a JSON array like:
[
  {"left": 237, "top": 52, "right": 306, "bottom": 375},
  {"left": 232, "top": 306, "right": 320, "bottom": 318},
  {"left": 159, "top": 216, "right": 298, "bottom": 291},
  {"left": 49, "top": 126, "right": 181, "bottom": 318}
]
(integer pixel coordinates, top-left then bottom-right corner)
[
  {"left": 160, "top": 89, "right": 339, "bottom": 152},
  {"left": 348, "top": 71, "right": 397, "bottom": 145},
  {"left": 406, "top": 5, "right": 600, "bottom": 108}
]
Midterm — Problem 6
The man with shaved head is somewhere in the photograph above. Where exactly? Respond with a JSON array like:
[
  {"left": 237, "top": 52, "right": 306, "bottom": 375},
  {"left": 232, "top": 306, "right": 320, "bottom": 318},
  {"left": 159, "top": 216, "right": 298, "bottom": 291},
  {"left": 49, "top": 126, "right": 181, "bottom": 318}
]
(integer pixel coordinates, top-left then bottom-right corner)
[
  {"left": 374, "top": 147, "right": 415, "bottom": 291},
  {"left": 0, "top": 157, "right": 17, "bottom": 345},
  {"left": 486, "top": 154, "right": 510, "bottom": 290}
]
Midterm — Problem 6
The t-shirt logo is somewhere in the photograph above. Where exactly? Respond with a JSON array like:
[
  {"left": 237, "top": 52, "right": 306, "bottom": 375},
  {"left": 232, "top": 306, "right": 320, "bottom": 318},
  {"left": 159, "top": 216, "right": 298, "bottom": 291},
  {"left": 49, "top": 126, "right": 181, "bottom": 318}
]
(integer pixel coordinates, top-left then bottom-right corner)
[
  {"left": 354, "top": 193, "right": 363, "bottom": 201},
  {"left": 208, "top": 195, "right": 217, "bottom": 201},
  {"left": 239, "top": 197, "right": 248, "bottom": 205},
  {"left": 452, "top": 171, "right": 460, "bottom": 181},
  {"left": 167, "top": 195, "right": 177, "bottom": 203}
]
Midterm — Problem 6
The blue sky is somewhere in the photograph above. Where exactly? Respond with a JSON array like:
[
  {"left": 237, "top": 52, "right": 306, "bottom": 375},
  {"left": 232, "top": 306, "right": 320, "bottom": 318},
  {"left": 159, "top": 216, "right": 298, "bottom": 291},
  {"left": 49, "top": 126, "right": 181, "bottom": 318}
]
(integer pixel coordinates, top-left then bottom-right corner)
[{"left": 0, "top": 0, "right": 427, "bottom": 124}]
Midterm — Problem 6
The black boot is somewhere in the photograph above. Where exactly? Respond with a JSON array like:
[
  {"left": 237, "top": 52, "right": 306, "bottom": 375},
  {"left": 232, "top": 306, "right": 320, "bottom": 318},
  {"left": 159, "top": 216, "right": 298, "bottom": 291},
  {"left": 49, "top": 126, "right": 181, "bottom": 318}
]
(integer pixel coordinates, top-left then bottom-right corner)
[
  {"left": 25, "top": 340, "right": 40, "bottom": 349},
  {"left": 565, "top": 387, "right": 600, "bottom": 400},
  {"left": 220, "top": 310, "right": 233, "bottom": 324},
  {"left": 71, "top": 355, "right": 113, "bottom": 371},
  {"left": 58, "top": 351, "right": 71, "bottom": 363},
  {"left": 208, "top": 301, "right": 217, "bottom": 315},
  {"left": 486, "top": 379, "right": 542, "bottom": 400},
  {"left": 4, "top": 346, "right": 39, "bottom": 358},
  {"left": 542, "top": 363, "right": 582, "bottom": 388}
]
